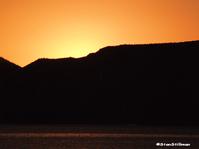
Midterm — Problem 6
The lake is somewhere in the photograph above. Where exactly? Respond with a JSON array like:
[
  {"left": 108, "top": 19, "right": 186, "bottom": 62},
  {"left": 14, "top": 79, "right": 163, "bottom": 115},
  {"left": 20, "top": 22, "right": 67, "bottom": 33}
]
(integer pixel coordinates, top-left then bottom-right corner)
[{"left": 0, "top": 125, "right": 198, "bottom": 149}]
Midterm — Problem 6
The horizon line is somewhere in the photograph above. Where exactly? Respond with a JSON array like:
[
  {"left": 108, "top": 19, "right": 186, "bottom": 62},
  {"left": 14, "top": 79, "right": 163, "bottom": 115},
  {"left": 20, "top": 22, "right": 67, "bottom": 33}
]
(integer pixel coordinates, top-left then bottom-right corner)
[{"left": 1, "top": 40, "right": 198, "bottom": 67}]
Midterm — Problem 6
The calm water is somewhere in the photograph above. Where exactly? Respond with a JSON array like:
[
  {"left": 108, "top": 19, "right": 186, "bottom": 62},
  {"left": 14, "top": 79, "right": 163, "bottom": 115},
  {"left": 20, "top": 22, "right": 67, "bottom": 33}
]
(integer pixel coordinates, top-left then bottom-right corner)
[{"left": 0, "top": 126, "right": 198, "bottom": 149}]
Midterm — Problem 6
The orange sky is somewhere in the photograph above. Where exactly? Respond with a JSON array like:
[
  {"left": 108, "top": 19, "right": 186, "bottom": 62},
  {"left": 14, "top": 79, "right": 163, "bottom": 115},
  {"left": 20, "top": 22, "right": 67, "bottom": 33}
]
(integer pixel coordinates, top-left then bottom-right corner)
[{"left": 0, "top": 0, "right": 199, "bottom": 66}]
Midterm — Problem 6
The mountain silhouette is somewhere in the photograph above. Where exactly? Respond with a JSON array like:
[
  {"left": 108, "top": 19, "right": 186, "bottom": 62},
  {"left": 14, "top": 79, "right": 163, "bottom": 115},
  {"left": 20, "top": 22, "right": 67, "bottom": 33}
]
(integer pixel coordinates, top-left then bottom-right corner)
[
  {"left": 1, "top": 40, "right": 199, "bottom": 125},
  {"left": 0, "top": 57, "right": 21, "bottom": 73},
  {"left": 0, "top": 57, "right": 21, "bottom": 97}
]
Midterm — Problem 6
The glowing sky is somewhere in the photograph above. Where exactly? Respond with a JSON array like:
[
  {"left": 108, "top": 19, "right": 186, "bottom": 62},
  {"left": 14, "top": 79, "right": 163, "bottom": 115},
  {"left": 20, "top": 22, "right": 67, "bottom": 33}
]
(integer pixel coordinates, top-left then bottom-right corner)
[{"left": 0, "top": 0, "right": 199, "bottom": 66}]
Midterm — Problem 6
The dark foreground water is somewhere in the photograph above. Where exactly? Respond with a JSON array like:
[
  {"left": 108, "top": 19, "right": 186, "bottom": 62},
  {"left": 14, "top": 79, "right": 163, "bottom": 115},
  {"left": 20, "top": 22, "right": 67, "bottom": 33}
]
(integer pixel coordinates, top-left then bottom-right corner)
[{"left": 0, "top": 125, "right": 199, "bottom": 149}]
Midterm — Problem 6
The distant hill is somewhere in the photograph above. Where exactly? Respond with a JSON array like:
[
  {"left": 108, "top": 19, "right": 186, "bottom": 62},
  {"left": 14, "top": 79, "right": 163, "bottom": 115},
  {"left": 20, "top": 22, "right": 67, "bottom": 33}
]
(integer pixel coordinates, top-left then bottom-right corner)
[
  {"left": 0, "top": 57, "right": 21, "bottom": 88},
  {"left": 0, "top": 40, "right": 199, "bottom": 125},
  {"left": 0, "top": 57, "right": 21, "bottom": 72}
]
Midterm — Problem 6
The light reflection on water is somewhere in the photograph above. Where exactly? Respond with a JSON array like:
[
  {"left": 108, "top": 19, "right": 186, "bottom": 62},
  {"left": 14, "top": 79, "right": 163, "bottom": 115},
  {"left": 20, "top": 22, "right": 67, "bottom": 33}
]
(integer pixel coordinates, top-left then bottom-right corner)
[
  {"left": 0, "top": 133, "right": 198, "bottom": 138},
  {"left": 0, "top": 133, "right": 198, "bottom": 149}
]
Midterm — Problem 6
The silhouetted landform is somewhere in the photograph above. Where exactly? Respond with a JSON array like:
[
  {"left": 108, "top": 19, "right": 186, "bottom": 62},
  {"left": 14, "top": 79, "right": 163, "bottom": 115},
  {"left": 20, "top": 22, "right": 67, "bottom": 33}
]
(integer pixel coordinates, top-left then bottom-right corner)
[
  {"left": 0, "top": 57, "right": 21, "bottom": 95},
  {"left": 0, "top": 57, "right": 21, "bottom": 76},
  {"left": 1, "top": 40, "right": 199, "bottom": 125}
]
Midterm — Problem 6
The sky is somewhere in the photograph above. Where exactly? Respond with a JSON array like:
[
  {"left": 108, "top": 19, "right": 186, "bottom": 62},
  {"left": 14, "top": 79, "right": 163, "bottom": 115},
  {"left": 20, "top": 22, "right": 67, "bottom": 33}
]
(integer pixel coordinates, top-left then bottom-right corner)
[{"left": 0, "top": 0, "right": 199, "bottom": 66}]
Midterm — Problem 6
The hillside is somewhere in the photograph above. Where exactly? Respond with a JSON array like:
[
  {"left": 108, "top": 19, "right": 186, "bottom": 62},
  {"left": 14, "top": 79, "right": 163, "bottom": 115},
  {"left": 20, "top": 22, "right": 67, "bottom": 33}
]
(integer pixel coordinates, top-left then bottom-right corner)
[
  {"left": 0, "top": 57, "right": 21, "bottom": 93},
  {"left": 0, "top": 40, "right": 199, "bottom": 125},
  {"left": 0, "top": 57, "right": 21, "bottom": 72}
]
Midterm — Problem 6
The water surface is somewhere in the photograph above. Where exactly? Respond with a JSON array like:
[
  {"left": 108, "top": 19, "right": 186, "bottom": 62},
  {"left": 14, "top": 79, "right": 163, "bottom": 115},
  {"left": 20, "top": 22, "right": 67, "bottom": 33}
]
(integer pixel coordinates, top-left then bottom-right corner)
[{"left": 0, "top": 125, "right": 198, "bottom": 149}]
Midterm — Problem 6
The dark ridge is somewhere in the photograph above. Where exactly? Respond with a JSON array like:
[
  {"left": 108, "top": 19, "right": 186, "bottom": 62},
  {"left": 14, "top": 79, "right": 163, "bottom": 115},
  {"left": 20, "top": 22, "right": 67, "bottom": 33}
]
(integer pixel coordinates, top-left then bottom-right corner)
[
  {"left": 96, "top": 40, "right": 199, "bottom": 55},
  {"left": 0, "top": 57, "right": 21, "bottom": 69},
  {"left": 24, "top": 40, "right": 199, "bottom": 68},
  {"left": 23, "top": 57, "right": 78, "bottom": 69},
  {"left": 0, "top": 40, "right": 199, "bottom": 125},
  {"left": 0, "top": 57, "right": 21, "bottom": 79}
]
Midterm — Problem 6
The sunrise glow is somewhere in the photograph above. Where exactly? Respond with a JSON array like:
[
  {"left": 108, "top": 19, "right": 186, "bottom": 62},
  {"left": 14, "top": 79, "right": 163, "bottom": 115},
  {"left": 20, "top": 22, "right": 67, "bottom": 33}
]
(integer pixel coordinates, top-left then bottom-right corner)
[{"left": 0, "top": 0, "right": 199, "bottom": 66}]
